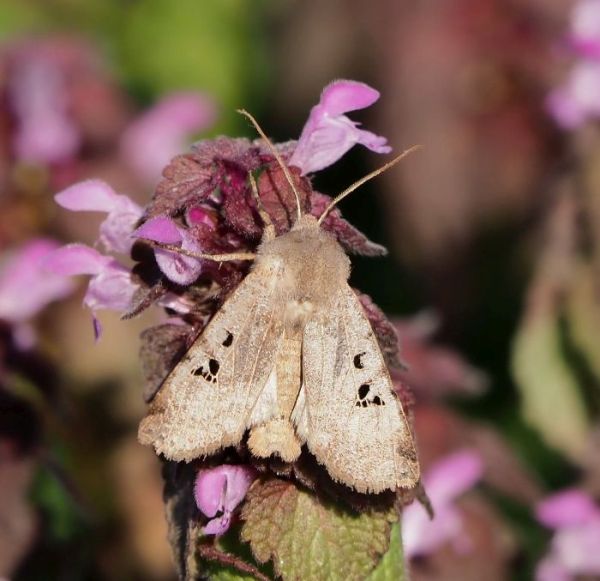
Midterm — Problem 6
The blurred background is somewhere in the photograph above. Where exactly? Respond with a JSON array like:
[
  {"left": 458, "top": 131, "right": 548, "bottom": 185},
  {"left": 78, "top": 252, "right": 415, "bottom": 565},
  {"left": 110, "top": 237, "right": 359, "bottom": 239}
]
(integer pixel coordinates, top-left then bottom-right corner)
[{"left": 1, "top": 1, "right": 599, "bottom": 580}]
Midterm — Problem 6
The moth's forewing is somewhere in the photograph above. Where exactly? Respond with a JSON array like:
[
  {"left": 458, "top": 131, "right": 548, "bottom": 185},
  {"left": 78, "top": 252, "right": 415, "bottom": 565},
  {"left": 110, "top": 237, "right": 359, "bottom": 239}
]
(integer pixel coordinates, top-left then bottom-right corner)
[
  {"left": 299, "top": 284, "right": 419, "bottom": 494},
  {"left": 138, "top": 264, "right": 284, "bottom": 461}
]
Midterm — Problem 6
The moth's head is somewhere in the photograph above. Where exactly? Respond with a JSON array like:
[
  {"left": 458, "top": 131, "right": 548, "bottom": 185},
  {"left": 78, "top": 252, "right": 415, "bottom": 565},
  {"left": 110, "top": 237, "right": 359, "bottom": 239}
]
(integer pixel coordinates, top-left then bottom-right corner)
[{"left": 291, "top": 213, "right": 319, "bottom": 232}]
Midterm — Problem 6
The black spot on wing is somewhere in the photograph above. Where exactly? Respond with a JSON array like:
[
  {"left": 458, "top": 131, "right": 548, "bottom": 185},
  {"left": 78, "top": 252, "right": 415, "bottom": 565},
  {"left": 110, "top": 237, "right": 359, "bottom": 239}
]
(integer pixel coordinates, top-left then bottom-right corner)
[
  {"left": 355, "top": 381, "right": 385, "bottom": 407},
  {"left": 222, "top": 331, "right": 234, "bottom": 347},
  {"left": 192, "top": 358, "right": 221, "bottom": 384},
  {"left": 353, "top": 352, "right": 365, "bottom": 369},
  {"left": 209, "top": 358, "right": 220, "bottom": 375}
]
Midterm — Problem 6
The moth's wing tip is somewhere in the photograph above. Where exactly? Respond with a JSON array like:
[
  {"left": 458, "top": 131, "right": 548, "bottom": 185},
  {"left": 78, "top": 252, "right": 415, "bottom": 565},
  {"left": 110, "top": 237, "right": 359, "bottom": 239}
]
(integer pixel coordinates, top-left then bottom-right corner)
[{"left": 397, "top": 473, "right": 420, "bottom": 491}]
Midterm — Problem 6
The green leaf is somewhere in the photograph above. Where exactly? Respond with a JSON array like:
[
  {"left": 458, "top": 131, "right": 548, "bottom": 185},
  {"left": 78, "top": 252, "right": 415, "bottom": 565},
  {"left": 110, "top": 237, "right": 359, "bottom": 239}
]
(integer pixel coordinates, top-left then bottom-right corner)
[
  {"left": 30, "top": 464, "right": 85, "bottom": 542},
  {"left": 118, "top": 0, "right": 269, "bottom": 132},
  {"left": 566, "top": 263, "right": 600, "bottom": 384},
  {"left": 512, "top": 311, "right": 589, "bottom": 461},
  {"left": 241, "top": 478, "right": 397, "bottom": 581},
  {"left": 208, "top": 567, "right": 256, "bottom": 581},
  {"left": 366, "top": 522, "right": 405, "bottom": 581}
]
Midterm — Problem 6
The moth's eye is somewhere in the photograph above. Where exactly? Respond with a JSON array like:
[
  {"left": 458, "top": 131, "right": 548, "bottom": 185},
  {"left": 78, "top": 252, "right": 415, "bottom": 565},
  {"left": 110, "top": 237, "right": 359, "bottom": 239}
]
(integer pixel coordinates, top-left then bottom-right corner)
[
  {"left": 358, "top": 384, "right": 370, "bottom": 399},
  {"left": 353, "top": 353, "right": 365, "bottom": 369},
  {"left": 222, "top": 331, "right": 234, "bottom": 347}
]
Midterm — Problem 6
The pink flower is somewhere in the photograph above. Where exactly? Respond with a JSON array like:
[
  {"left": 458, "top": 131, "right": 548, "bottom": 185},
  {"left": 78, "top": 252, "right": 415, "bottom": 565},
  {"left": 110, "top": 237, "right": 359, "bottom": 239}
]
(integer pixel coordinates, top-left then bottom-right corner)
[
  {"left": 402, "top": 450, "right": 483, "bottom": 559},
  {"left": 133, "top": 216, "right": 205, "bottom": 285},
  {"left": 55, "top": 180, "right": 143, "bottom": 254},
  {"left": 121, "top": 92, "right": 216, "bottom": 185},
  {"left": 44, "top": 244, "right": 138, "bottom": 338},
  {"left": 570, "top": 0, "right": 600, "bottom": 59},
  {"left": 289, "top": 80, "right": 391, "bottom": 175},
  {"left": 546, "top": 61, "right": 600, "bottom": 129},
  {"left": 547, "top": 1, "right": 600, "bottom": 128},
  {"left": 0, "top": 239, "right": 74, "bottom": 348},
  {"left": 8, "top": 50, "right": 80, "bottom": 164},
  {"left": 535, "top": 490, "right": 600, "bottom": 580},
  {"left": 194, "top": 465, "right": 256, "bottom": 536}
]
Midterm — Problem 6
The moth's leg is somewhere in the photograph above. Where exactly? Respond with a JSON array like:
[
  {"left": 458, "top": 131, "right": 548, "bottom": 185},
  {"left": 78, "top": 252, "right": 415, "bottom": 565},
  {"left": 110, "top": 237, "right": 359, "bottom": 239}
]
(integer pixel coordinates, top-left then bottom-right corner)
[
  {"left": 248, "top": 172, "right": 276, "bottom": 241},
  {"left": 149, "top": 243, "right": 256, "bottom": 262}
]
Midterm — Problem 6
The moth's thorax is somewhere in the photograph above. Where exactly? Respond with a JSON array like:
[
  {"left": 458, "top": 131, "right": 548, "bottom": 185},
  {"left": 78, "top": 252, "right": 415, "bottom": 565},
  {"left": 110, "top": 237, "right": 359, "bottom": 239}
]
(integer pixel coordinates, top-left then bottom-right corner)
[{"left": 254, "top": 215, "right": 350, "bottom": 308}]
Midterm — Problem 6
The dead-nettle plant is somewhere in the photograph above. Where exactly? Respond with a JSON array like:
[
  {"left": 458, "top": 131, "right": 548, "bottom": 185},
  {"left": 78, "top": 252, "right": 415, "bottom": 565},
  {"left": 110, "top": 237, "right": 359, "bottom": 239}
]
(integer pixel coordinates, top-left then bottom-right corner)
[{"left": 47, "top": 79, "right": 423, "bottom": 580}]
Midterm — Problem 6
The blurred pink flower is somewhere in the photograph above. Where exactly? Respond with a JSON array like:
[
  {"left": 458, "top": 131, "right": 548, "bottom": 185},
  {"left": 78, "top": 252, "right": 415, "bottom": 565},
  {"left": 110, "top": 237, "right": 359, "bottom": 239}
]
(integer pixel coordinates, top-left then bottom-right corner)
[
  {"left": 194, "top": 464, "right": 256, "bottom": 536},
  {"left": 55, "top": 180, "right": 143, "bottom": 254},
  {"left": 289, "top": 79, "right": 391, "bottom": 174},
  {"left": 547, "top": 0, "right": 600, "bottom": 128},
  {"left": 570, "top": 0, "right": 600, "bottom": 58},
  {"left": 535, "top": 489, "right": 600, "bottom": 580},
  {"left": 0, "top": 239, "right": 74, "bottom": 348},
  {"left": 121, "top": 92, "right": 216, "bottom": 186},
  {"left": 133, "top": 216, "right": 206, "bottom": 285},
  {"left": 546, "top": 61, "right": 600, "bottom": 128},
  {"left": 402, "top": 450, "right": 483, "bottom": 559},
  {"left": 8, "top": 50, "right": 80, "bottom": 164},
  {"left": 44, "top": 244, "right": 138, "bottom": 338}
]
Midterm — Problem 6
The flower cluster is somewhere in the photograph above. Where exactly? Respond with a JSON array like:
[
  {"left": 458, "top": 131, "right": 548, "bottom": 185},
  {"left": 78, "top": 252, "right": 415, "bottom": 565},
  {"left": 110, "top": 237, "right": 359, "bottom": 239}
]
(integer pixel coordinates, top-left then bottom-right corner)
[
  {"left": 46, "top": 80, "right": 393, "bottom": 340},
  {"left": 547, "top": 0, "right": 600, "bottom": 128}
]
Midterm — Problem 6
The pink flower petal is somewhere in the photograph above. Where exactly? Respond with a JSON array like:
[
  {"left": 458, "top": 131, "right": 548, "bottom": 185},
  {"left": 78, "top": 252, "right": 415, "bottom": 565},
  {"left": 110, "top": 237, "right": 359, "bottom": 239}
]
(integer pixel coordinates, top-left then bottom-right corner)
[
  {"left": 403, "top": 504, "right": 463, "bottom": 559},
  {"left": 133, "top": 217, "right": 183, "bottom": 245},
  {"left": 186, "top": 206, "right": 218, "bottom": 229},
  {"left": 0, "top": 239, "right": 74, "bottom": 323},
  {"left": 536, "top": 490, "right": 600, "bottom": 529},
  {"left": 320, "top": 80, "right": 381, "bottom": 115},
  {"left": 55, "top": 180, "right": 143, "bottom": 254},
  {"left": 44, "top": 243, "right": 138, "bottom": 318},
  {"left": 121, "top": 92, "right": 216, "bottom": 185},
  {"left": 14, "top": 116, "right": 79, "bottom": 165},
  {"left": 289, "top": 79, "right": 391, "bottom": 175},
  {"left": 203, "top": 514, "right": 232, "bottom": 536},
  {"left": 43, "top": 244, "right": 111, "bottom": 276},
  {"left": 402, "top": 449, "right": 482, "bottom": 559},
  {"left": 423, "top": 450, "right": 484, "bottom": 505},
  {"left": 135, "top": 220, "right": 204, "bottom": 286},
  {"left": 553, "top": 520, "right": 600, "bottom": 574},
  {"left": 195, "top": 469, "right": 228, "bottom": 518},
  {"left": 8, "top": 55, "right": 80, "bottom": 164},
  {"left": 570, "top": 0, "right": 600, "bottom": 58},
  {"left": 55, "top": 179, "right": 123, "bottom": 213},
  {"left": 536, "top": 554, "right": 571, "bottom": 581},
  {"left": 194, "top": 465, "right": 256, "bottom": 536},
  {"left": 83, "top": 264, "right": 138, "bottom": 312},
  {"left": 547, "top": 61, "right": 600, "bottom": 129}
]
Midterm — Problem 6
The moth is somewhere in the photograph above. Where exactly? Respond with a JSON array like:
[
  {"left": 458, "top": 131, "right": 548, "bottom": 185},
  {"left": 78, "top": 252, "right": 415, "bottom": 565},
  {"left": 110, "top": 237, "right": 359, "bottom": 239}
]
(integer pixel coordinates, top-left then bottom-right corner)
[{"left": 138, "top": 111, "right": 420, "bottom": 494}]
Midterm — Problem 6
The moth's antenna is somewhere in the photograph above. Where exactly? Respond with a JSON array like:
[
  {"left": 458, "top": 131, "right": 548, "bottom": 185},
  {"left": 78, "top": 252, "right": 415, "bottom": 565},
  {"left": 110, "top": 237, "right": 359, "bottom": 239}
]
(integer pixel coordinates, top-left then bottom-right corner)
[
  {"left": 237, "top": 109, "right": 303, "bottom": 222},
  {"left": 316, "top": 145, "right": 422, "bottom": 226}
]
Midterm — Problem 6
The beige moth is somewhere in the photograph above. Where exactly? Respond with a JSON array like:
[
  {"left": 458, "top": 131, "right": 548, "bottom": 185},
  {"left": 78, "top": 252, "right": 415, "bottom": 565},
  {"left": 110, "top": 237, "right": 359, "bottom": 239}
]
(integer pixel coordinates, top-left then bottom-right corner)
[{"left": 138, "top": 111, "right": 420, "bottom": 494}]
